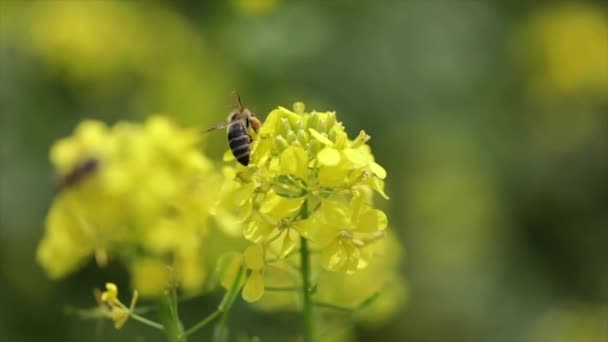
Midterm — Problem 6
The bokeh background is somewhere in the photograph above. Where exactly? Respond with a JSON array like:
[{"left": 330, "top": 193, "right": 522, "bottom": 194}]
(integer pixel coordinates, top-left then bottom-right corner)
[{"left": 1, "top": 1, "right": 607, "bottom": 341}]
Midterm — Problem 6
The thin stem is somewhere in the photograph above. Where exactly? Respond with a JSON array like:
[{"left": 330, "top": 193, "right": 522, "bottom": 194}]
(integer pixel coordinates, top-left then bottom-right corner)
[
  {"left": 129, "top": 312, "right": 165, "bottom": 331},
  {"left": 215, "top": 266, "right": 245, "bottom": 342},
  {"left": 181, "top": 266, "right": 244, "bottom": 340},
  {"left": 265, "top": 286, "right": 301, "bottom": 292},
  {"left": 312, "top": 301, "right": 352, "bottom": 312},
  {"left": 181, "top": 310, "right": 221, "bottom": 337},
  {"left": 318, "top": 291, "right": 382, "bottom": 340},
  {"left": 300, "top": 237, "right": 314, "bottom": 342}
]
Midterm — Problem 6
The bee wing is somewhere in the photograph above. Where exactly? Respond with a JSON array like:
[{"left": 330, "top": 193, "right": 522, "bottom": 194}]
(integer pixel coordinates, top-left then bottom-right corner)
[{"left": 203, "top": 123, "right": 228, "bottom": 133}]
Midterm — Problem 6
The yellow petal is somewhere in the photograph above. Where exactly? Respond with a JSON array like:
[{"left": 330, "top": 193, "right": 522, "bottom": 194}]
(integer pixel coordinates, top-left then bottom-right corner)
[
  {"left": 308, "top": 128, "right": 334, "bottom": 146},
  {"left": 242, "top": 270, "right": 265, "bottom": 303},
  {"left": 239, "top": 198, "right": 253, "bottom": 222},
  {"left": 244, "top": 219, "right": 274, "bottom": 242},
  {"left": 280, "top": 230, "right": 297, "bottom": 257},
  {"left": 369, "top": 177, "right": 389, "bottom": 199},
  {"left": 317, "top": 147, "right": 341, "bottom": 166},
  {"left": 320, "top": 201, "right": 349, "bottom": 227},
  {"left": 106, "top": 283, "right": 118, "bottom": 296},
  {"left": 259, "top": 191, "right": 304, "bottom": 220},
  {"left": 320, "top": 239, "right": 346, "bottom": 272},
  {"left": 318, "top": 163, "right": 350, "bottom": 188},
  {"left": 223, "top": 148, "right": 235, "bottom": 161},
  {"left": 370, "top": 161, "right": 387, "bottom": 179},
  {"left": 278, "top": 146, "right": 309, "bottom": 180},
  {"left": 243, "top": 244, "right": 265, "bottom": 271},
  {"left": 233, "top": 182, "right": 256, "bottom": 206},
  {"left": 343, "top": 148, "right": 368, "bottom": 167},
  {"left": 218, "top": 253, "right": 244, "bottom": 289},
  {"left": 75, "top": 120, "right": 108, "bottom": 150},
  {"left": 343, "top": 242, "right": 361, "bottom": 274},
  {"left": 111, "top": 309, "right": 130, "bottom": 329},
  {"left": 356, "top": 208, "right": 388, "bottom": 233},
  {"left": 50, "top": 138, "right": 79, "bottom": 172}
]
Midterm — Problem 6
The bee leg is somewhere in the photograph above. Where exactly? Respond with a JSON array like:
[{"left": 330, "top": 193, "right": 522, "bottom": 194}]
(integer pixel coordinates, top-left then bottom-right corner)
[
  {"left": 249, "top": 116, "right": 262, "bottom": 133},
  {"left": 203, "top": 123, "right": 228, "bottom": 133}
]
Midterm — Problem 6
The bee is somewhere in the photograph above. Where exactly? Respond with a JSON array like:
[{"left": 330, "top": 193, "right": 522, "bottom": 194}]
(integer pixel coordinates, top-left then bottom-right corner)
[
  {"left": 207, "top": 93, "right": 262, "bottom": 166},
  {"left": 54, "top": 158, "right": 99, "bottom": 192}
]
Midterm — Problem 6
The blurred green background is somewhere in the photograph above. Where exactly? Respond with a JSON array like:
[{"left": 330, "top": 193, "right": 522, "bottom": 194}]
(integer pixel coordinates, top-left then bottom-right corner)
[{"left": 1, "top": 1, "right": 607, "bottom": 341}]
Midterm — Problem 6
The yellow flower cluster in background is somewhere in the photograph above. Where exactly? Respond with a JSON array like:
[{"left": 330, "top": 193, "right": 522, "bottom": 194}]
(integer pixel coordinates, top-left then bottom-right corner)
[
  {"left": 2, "top": 1, "right": 230, "bottom": 124},
  {"left": 37, "top": 116, "right": 227, "bottom": 296},
  {"left": 516, "top": 3, "right": 608, "bottom": 99}
]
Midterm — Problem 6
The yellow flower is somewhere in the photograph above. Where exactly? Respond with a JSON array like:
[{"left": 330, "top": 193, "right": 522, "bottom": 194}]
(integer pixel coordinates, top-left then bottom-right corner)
[
  {"left": 244, "top": 191, "right": 303, "bottom": 258},
  {"left": 241, "top": 244, "right": 266, "bottom": 303},
  {"left": 101, "top": 283, "right": 119, "bottom": 305},
  {"left": 218, "top": 245, "right": 268, "bottom": 303},
  {"left": 38, "top": 116, "right": 223, "bottom": 295},
  {"left": 516, "top": 3, "right": 608, "bottom": 98},
  {"left": 315, "top": 232, "right": 407, "bottom": 325},
  {"left": 311, "top": 192, "right": 388, "bottom": 274},
  {"left": 226, "top": 102, "right": 389, "bottom": 275},
  {"left": 130, "top": 259, "right": 170, "bottom": 298},
  {"left": 99, "top": 283, "right": 139, "bottom": 329}
]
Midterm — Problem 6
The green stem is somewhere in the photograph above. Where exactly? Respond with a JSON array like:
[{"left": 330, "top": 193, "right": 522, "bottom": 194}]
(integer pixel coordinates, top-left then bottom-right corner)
[
  {"left": 156, "top": 286, "right": 185, "bottom": 342},
  {"left": 300, "top": 237, "right": 314, "bottom": 342},
  {"left": 265, "top": 286, "right": 301, "bottom": 292},
  {"left": 129, "top": 312, "right": 166, "bottom": 331},
  {"left": 181, "top": 310, "right": 221, "bottom": 337},
  {"left": 214, "top": 266, "right": 244, "bottom": 342},
  {"left": 181, "top": 266, "right": 244, "bottom": 340},
  {"left": 312, "top": 301, "right": 352, "bottom": 312}
]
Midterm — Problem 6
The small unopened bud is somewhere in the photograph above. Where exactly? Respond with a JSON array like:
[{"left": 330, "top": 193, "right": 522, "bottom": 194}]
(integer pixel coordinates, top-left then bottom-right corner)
[
  {"left": 326, "top": 112, "right": 336, "bottom": 128},
  {"left": 293, "top": 102, "right": 306, "bottom": 114},
  {"left": 275, "top": 135, "right": 290, "bottom": 151},
  {"left": 297, "top": 130, "right": 308, "bottom": 145},
  {"left": 318, "top": 117, "right": 327, "bottom": 133},
  {"left": 286, "top": 130, "right": 297, "bottom": 143},
  {"left": 280, "top": 118, "right": 291, "bottom": 135},
  {"left": 351, "top": 130, "right": 371, "bottom": 148}
]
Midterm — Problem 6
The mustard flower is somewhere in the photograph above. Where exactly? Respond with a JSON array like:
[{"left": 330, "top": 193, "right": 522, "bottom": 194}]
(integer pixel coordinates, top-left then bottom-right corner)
[
  {"left": 313, "top": 192, "right": 387, "bottom": 274},
  {"left": 219, "top": 244, "right": 268, "bottom": 303},
  {"left": 99, "top": 283, "right": 139, "bottom": 329},
  {"left": 224, "top": 102, "right": 389, "bottom": 274},
  {"left": 37, "top": 116, "right": 227, "bottom": 295}
]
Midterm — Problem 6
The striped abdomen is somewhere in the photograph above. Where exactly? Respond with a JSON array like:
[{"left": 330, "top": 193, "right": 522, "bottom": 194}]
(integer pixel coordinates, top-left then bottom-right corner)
[{"left": 228, "top": 122, "right": 251, "bottom": 166}]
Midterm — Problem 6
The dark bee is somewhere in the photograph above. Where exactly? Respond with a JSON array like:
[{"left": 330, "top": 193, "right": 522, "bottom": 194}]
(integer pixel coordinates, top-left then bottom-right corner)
[
  {"left": 55, "top": 158, "right": 99, "bottom": 192},
  {"left": 207, "top": 94, "right": 262, "bottom": 166}
]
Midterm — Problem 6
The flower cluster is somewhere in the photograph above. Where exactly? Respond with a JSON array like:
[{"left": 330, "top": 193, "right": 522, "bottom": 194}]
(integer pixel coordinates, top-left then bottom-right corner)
[
  {"left": 517, "top": 3, "right": 608, "bottom": 98},
  {"left": 38, "top": 102, "right": 403, "bottom": 340},
  {"left": 220, "top": 103, "right": 390, "bottom": 303},
  {"left": 37, "top": 116, "right": 227, "bottom": 295}
]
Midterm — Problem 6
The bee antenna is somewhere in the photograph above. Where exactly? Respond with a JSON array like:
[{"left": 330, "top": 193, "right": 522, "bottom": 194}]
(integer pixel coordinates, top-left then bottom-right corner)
[{"left": 232, "top": 91, "right": 244, "bottom": 111}]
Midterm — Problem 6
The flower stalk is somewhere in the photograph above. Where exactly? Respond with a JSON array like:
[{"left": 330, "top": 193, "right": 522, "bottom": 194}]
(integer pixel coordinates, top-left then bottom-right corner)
[
  {"left": 300, "top": 236, "right": 314, "bottom": 342},
  {"left": 180, "top": 266, "right": 244, "bottom": 341}
]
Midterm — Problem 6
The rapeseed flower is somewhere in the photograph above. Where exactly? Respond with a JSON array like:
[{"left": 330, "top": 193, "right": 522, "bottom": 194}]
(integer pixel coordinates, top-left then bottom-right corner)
[
  {"left": 218, "top": 244, "right": 268, "bottom": 303},
  {"left": 99, "top": 283, "right": 139, "bottom": 329},
  {"left": 37, "top": 116, "right": 227, "bottom": 295},
  {"left": 224, "top": 102, "right": 389, "bottom": 278}
]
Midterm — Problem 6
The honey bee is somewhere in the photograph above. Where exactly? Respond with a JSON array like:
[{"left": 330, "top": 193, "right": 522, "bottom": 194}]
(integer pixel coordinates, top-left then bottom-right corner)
[
  {"left": 207, "top": 93, "right": 262, "bottom": 166},
  {"left": 54, "top": 157, "right": 99, "bottom": 192}
]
